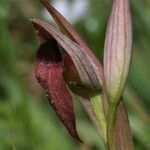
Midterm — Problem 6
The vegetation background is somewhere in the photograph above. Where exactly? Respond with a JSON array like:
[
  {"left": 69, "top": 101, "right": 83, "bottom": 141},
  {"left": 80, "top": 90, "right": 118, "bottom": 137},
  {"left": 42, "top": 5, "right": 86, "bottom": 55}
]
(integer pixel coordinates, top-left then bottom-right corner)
[{"left": 0, "top": 0, "right": 149, "bottom": 149}]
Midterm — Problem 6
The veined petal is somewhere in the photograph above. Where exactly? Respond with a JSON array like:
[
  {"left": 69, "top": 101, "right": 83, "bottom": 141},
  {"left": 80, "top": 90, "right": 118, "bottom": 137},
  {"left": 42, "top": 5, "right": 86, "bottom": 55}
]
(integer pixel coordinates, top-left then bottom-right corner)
[
  {"left": 38, "top": 0, "right": 103, "bottom": 87},
  {"left": 35, "top": 39, "right": 82, "bottom": 142},
  {"left": 31, "top": 17, "right": 102, "bottom": 91},
  {"left": 39, "top": 0, "right": 103, "bottom": 76},
  {"left": 39, "top": 0, "right": 89, "bottom": 47},
  {"left": 104, "top": 0, "right": 132, "bottom": 102}
]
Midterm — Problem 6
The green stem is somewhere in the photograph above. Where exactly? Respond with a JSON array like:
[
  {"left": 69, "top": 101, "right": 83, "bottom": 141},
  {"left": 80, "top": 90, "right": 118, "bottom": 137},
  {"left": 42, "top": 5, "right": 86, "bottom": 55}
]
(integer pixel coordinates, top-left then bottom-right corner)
[
  {"left": 91, "top": 94, "right": 107, "bottom": 143},
  {"left": 107, "top": 103, "right": 118, "bottom": 150}
]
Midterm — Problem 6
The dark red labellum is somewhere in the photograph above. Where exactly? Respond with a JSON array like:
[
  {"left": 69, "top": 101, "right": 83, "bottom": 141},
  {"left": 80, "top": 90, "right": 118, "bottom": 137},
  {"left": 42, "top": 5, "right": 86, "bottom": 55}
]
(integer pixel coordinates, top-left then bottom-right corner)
[{"left": 35, "top": 39, "right": 82, "bottom": 142}]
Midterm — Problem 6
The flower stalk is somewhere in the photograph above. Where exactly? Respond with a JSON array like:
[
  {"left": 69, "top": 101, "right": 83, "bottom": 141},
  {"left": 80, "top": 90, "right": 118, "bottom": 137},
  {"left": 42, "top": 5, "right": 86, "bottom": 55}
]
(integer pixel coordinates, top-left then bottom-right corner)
[
  {"left": 107, "top": 103, "right": 118, "bottom": 150},
  {"left": 91, "top": 94, "right": 107, "bottom": 142}
]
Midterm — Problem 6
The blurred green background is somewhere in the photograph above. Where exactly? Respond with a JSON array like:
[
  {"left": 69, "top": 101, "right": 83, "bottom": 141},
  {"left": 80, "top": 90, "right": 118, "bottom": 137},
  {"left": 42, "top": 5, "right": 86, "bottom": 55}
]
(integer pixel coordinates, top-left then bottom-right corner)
[{"left": 0, "top": 0, "right": 149, "bottom": 149}]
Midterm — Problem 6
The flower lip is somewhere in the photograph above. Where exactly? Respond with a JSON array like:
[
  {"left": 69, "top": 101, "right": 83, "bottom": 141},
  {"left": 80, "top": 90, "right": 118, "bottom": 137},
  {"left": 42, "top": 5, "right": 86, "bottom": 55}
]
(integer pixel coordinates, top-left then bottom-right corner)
[{"left": 35, "top": 39, "right": 83, "bottom": 142}]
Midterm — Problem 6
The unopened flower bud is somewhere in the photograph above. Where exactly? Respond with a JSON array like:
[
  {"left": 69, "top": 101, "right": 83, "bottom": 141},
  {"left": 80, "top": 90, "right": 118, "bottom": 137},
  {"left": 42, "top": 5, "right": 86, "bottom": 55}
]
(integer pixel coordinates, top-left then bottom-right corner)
[{"left": 104, "top": 0, "right": 132, "bottom": 103}]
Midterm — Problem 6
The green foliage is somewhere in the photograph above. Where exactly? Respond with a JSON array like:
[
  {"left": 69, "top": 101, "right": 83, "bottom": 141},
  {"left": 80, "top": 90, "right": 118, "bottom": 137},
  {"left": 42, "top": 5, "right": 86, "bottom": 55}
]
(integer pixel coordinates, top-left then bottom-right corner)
[{"left": 0, "top": 0, "right": 149, "bottom": 149}]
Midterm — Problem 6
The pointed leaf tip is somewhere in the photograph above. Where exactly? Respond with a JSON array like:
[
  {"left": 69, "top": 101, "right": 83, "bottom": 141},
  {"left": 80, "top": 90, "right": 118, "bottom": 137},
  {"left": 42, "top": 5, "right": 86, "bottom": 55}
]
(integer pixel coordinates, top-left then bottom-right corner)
[{"left": 35, "top": 39, "right": 82, "bottom": 142}]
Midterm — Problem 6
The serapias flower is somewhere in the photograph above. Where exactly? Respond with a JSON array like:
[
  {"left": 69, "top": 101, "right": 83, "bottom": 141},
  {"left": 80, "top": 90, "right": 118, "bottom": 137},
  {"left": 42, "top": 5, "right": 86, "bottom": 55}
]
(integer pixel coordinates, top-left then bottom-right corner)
[{"left": 30, "top": 0, "right": 103, "bottom": 142}]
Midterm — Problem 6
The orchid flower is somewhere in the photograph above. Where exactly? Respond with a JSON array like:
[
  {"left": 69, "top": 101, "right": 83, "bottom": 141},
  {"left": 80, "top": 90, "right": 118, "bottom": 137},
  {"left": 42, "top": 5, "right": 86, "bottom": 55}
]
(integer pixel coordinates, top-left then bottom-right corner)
[
  {"left": 31, "top": 0, "right": 104, "bottom": 142},
  {"left": 31, "top": 0, "right": 133, "bottom": 149}
]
